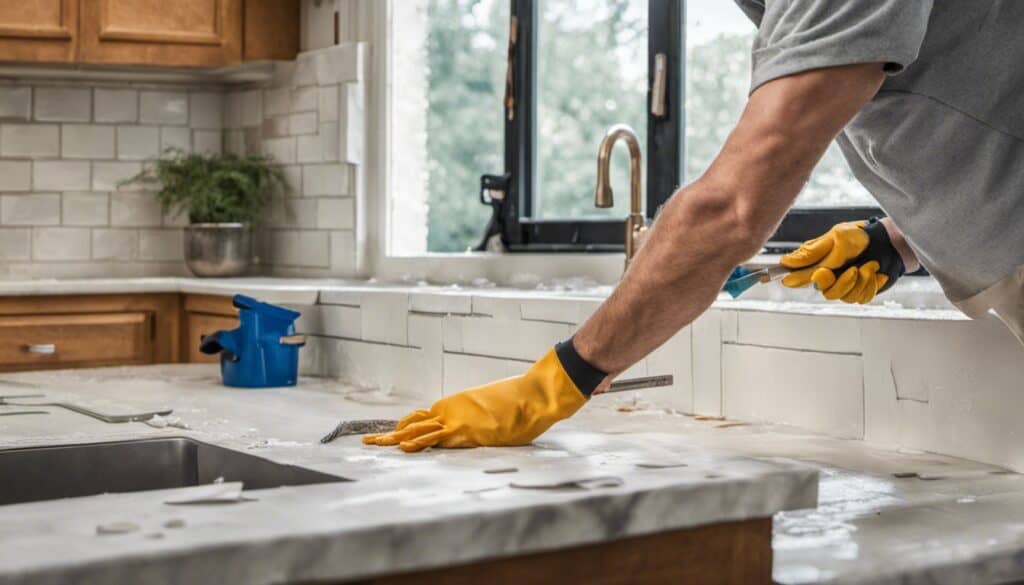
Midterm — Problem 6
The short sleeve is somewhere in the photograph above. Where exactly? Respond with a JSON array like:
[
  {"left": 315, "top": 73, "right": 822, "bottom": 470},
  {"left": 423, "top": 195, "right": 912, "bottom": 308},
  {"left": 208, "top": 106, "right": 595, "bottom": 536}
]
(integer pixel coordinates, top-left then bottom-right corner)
[{"left": 749, "top": 0, "right": 934, "bottom": 92}]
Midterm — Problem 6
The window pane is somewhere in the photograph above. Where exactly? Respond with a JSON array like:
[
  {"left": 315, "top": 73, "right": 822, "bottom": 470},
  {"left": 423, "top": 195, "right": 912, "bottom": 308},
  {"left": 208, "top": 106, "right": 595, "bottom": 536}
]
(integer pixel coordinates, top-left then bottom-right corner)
[
  {"left": 684, "top": 0, "right": 876, "bottom": 207},
  {"left": 391, "top": 0, "right": 508, "bottom": 254},
  {"left": 535, "top": 0, "right": 648, "bottom": 219}
]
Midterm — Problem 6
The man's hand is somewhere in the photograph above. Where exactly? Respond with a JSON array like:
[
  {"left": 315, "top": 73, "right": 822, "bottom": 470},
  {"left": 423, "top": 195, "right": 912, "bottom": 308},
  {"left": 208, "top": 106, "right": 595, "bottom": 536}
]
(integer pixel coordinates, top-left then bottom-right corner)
[
  {"left": 781, "top": 218, "right": 908, "bottom": 303},
  {"left": 363, "top": 347, "right": 590, "bottom": 452}
]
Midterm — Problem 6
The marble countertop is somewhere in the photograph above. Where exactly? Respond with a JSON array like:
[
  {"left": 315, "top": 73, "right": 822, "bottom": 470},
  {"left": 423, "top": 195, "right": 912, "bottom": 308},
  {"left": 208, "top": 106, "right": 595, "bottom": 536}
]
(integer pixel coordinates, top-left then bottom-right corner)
[
  {"left": 0, "top": 365, "right": 817, "bottom": 585},
  {"left": 0, "top": 275, "right": 961, "bottom": 320}
]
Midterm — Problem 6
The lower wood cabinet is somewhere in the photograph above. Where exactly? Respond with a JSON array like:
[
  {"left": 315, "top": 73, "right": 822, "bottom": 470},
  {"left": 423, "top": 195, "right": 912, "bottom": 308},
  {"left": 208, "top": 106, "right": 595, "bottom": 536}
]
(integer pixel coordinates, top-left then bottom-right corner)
[
  {"left": 0, "top": 292, "right": 239, "bottom": 372},
  {"left": 0, "top": 312, "right": 150, "bottom": 371}
]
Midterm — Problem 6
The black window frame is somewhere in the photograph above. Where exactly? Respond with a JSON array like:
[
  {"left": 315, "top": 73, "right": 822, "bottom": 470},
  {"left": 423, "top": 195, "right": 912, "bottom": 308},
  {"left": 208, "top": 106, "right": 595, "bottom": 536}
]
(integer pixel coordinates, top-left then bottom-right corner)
[{"left": 493, "top": 0, "right": 883, "bottom": 254}]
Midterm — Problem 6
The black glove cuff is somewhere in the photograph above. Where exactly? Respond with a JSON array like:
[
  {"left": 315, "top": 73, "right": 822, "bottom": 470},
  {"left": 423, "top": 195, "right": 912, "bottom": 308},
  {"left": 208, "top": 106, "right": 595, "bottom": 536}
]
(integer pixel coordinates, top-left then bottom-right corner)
[
  {"left": 862, "top": 218, "right": 905, "bottom": 292},
  {"left": 554, "top": 338, "right": 607, "bottom": 398}
]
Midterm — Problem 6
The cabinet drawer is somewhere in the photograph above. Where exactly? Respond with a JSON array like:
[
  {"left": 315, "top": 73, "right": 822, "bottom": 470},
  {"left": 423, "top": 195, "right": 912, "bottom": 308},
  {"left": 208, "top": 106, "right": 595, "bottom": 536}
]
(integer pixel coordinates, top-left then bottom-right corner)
[{"left": 0, "top": 313, "right": 151, "bottom": 371}]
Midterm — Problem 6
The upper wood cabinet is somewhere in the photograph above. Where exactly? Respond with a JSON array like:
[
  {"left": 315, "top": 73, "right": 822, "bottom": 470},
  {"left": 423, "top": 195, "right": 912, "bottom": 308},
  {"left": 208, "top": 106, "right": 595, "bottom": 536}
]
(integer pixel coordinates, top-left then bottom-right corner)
[
  {"left": 0, "top": 0, "right": 78, "bottom": 62},
  {"left": 0, "top": 0, "right": 298, "bottom": 67},
  {"left": 79, "top": 0, "right": 242, "bottom": 67}
]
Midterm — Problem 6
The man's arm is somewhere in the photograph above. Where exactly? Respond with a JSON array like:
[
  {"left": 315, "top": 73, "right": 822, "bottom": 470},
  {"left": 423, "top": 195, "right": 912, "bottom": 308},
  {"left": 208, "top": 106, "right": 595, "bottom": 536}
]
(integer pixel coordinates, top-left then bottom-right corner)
[{"left": 574, "top": 63, "right": 886, "bottom": 381}]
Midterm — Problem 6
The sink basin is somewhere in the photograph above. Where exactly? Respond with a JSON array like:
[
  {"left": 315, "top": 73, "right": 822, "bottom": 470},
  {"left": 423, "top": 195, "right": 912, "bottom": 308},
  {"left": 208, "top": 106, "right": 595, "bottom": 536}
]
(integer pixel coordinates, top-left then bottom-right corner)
[{"left": 0, "top": 437, "right": 347, "bottom": 506}]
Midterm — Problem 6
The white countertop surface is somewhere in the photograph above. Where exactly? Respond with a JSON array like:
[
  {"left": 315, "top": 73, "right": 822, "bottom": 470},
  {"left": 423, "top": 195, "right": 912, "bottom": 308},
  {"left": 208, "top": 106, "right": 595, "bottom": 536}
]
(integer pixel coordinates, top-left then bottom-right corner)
[
  {"left": 0, "top": 365, "right": 816, "bottom": 585},
  {"left": 0, "top": 275, "right": 964, "bottom": 321}
]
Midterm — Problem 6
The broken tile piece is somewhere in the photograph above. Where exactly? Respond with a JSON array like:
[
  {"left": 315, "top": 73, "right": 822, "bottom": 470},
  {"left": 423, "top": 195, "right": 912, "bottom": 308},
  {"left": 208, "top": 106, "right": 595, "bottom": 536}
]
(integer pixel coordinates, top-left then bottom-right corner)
[
  {"left": 164, "top": 481, "right": 246, "bottom": 505},
  {"left": 96, "top": 521, "right": 140, "bottom": 535}
]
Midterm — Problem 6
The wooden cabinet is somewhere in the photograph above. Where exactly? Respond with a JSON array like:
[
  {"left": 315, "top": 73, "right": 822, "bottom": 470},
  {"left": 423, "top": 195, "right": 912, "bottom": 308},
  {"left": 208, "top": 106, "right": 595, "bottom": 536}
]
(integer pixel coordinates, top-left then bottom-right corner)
[
  {"left": 182, "top": 294, "right": 239, "bottom": 364},
  {"left": 79, "top": 0, "right": 242, "bottom": 67},
  {"left": 0, "top": 294, "right": 180, "bottom": 373},
  {"left": 0, "top": 0, "right": 297, "bottom": 67},
  {"left": 0, "top": 0, "right": 78, "bottom": 62},
  {"left": 0, "top": 312, "right": 151, "bottom": 371}
]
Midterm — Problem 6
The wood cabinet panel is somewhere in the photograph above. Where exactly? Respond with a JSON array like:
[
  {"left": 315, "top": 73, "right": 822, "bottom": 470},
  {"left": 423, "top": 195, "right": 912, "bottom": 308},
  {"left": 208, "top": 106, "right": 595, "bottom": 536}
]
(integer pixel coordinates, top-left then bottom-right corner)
[
  {"left": 0, "top": 0, "right": 77, "bottom": 63},
  {"left": 79, "top": 0, "right": 242, "bottom": 67},
  {"left": 0, "top": 294, "right": 181, "bottom": 366},
  {"left": 243, "top": 0, "right": 299, "bottom": 61},
  {"left": 0, "top": 312, "right": 150, "bottom": 372}
]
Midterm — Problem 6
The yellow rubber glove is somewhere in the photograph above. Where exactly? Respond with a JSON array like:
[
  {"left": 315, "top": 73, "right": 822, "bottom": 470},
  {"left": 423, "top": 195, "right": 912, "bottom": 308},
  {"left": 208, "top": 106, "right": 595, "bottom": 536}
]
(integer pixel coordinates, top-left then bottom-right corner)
[
  {"left": 363, "top": 348, "right": 591, "bottom": 452},
  {"left": 780, "top": 219, "right": 904, "bottom": 304}
]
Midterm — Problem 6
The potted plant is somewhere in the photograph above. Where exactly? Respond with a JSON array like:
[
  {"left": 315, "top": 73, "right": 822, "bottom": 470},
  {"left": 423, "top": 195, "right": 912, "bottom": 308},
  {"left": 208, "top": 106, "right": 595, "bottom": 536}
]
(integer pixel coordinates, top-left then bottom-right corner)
[{"left": 125, "top": 150, "right": 285, "bottom": 277}]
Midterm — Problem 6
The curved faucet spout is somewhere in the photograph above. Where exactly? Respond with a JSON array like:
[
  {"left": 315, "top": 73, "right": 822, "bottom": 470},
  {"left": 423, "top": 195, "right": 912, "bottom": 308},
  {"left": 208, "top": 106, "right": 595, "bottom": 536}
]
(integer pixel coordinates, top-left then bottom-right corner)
[
  {"left": 594, "top": 124, "right": 643, "bottom": 212},
  {"left": 594, "top": 124, "right": 646, "bottom": 269}
]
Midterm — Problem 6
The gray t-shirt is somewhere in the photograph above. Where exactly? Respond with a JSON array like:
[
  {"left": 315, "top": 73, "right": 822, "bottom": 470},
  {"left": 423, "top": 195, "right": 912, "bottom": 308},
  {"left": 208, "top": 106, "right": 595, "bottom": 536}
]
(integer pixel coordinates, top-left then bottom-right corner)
[{"left": 735, "top": 0, "right": 1024, "bottom": 302}]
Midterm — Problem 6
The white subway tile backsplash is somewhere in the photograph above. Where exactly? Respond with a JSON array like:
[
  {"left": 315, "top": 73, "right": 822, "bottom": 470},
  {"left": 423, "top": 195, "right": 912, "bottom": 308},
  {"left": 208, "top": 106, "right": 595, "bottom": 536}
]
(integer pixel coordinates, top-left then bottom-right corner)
[
  {"left": 92, "top": 228, "right": 138, "bottom": 260},
  {"left": 188, "top": 92, "right": 222, "bottom": 129},
  {"left": 282, "top": 198, "right": 317, "bottom": 228},
  {"left": 139, "top": 91, "right": 187, "bottom": 125},
  {"left": 723, "top": 343, "right": 864, "bottom": 439},
  {"left": 319, "top": 304, "right": 362, "bottom": 338},
  {"left": 0, "top": 87, "right": 31, "bottom": 120},
  {"left": 290, "top": 87, "right": 317, "bottom": 113},
  {"left": 222, "top": 92, "right": 242, "bottom": 129},
  {"left": 111, "top": 191, "right": 162, "bottom": 227},
  {"left": 261, "top": 116, "right": 289, "bottom": 139},
  {"left": 736, "top": 311, "right": 861, "bottom": 354},
  {"left": 1, "top": 194, "right": 60, "bottom": 226},
  {"left": 241, "top": 90, "right": 263, "bottom": 127},
  {"left": 338, "top": 82, "right": 365, "bottom": 164},
  {"left": 32, "top": 227, "right": 91, "bottom": 260},
  {"left": 0, "top": 161, "right": 31, "bottom": 191},
  {"left": 300, "top": 231, "right": 329, "bottom": 267},
  {"left": 318, "top": 85, "right": 338, "bottom": 122},
  {"left": 361, "top": 291, "right": 409, "bottom": 345},
  {"left": 117, "top": 126, "right": 160, "bottom": 160},
  {"left": 92, "top": 161, "right": 142, "bottom": 191},
  {"left": 138, "top": 229, "right": 184, "bottom": 261},
  {"left": 302, "top": 164, "right": 348, "bottom": 196},
  {"left": 61, "top": 124, "right": 115, "bottom": 159},
  {"left": 160, "top": 126, "right": 192, "bottom": 153},
  {"left": 34, "top": 87, "right": 90, "bottom": 122},
  {"left": 0, "top": 227, "right": 30, "bottom": 259},
  {"left": 296, "top": 134, "right": 323, "bottom": 163},
  {"left": 62, "top": 192, "right": 109, "bottom": 226},
  {"left": 193, "top": 130, "right": 222, "bottom": 155},
  {"left": 328, "top": 229, "right": 356, "bottom": 273},
  {"left": 94, "top": 88, "right": 138, "bottom": 123},
  {"left": 1, "top": 124, "right": 59, "bottom": 157},
  {"left": 262, "top": 137, "right": 296, "bottom": 164},
  {"left": 33, "top": 161, "right": 90, "bottom": 191},
  {"left": 316, "top": 197, "right": 354, "bottom": 229},
  {"left": 319, "top": 122, "right": 339, "bottom": 161},
  {"left": 290, "top": 112, "right": 318, "bottom": 135},
  {"left": 313, "top": 44, "right": 363, "bottom": 85},
  {"left": 264, "top": 88, "right": 289, "bottom": 117},
  {"left": 408, "top": 291, "right": 474, "bottom": 315},
  {"left": 692, "top": 310, "right": 723, "bottom": 416}
]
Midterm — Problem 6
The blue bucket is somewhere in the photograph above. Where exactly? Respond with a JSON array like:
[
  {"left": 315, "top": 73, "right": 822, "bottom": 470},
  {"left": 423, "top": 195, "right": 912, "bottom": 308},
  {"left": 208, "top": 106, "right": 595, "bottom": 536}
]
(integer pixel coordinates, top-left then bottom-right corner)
[{"left": 199, "top": 295, "right": 306, "bottom": 388}]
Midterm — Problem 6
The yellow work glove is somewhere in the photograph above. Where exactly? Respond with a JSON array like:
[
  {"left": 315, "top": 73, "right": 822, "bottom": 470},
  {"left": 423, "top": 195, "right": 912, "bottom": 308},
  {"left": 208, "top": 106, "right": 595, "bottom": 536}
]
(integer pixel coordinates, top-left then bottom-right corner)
[
  {"left": 781, "top": 218, "right": 905, "bottom": 304},
  {"left": 363, "top": 340, "right": 604, "bottom": 452}
]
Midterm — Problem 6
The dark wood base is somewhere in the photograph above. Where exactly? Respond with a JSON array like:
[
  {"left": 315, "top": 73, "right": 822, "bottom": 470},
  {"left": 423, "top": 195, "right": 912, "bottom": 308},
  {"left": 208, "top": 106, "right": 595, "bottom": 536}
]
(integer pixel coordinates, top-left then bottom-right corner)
[{"left": 345, "top": 517, "right": 773, "bottom": 585}]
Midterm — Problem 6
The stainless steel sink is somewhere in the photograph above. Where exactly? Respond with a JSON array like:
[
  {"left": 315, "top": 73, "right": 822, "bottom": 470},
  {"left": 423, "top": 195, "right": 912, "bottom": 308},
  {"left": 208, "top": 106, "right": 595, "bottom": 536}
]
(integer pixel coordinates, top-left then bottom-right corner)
[{"left": 0, "top": 437, "right": 348, "bottom": 506}]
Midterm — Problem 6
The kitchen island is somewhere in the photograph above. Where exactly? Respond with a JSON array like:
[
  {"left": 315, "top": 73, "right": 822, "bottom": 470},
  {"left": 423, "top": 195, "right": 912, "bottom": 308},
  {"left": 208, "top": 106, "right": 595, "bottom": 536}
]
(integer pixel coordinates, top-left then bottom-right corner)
[{"left": 0, "top": 364, "right": 816, "bottom": 585}]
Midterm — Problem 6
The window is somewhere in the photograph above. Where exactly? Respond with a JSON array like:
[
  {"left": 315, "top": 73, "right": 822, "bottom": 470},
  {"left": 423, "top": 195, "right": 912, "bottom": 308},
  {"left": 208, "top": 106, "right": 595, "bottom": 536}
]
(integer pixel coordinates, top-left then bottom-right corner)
[{"left": 389, "top": 0, "right": 882, "bottom": 256}]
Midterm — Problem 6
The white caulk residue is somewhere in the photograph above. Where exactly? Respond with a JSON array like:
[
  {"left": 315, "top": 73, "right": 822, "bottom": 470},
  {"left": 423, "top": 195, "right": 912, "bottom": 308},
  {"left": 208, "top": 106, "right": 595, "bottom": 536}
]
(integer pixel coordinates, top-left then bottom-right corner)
[{"left": 247, "top": 438, "right": 307, "bottom": 449}]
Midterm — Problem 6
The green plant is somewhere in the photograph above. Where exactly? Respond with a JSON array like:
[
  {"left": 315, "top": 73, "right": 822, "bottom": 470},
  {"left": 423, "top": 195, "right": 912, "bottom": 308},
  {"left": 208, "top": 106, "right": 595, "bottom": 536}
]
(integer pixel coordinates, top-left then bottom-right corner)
[{"left": 122, "top": 149, "right": 285, "bottom": 224}]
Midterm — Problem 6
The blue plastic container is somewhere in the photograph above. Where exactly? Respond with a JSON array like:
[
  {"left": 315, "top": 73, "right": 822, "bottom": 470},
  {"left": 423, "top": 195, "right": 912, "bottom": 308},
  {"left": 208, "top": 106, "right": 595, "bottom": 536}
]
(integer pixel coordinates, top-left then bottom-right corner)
[{"left": 199, "top": 294, "right": 306, "bottom": 388}]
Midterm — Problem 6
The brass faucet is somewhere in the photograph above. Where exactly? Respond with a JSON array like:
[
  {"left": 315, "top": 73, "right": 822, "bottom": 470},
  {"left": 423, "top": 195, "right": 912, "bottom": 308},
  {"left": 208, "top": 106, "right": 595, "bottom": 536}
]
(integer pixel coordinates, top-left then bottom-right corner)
[{"left": 594, "top": 124, "right": 648, "bottom": 269}]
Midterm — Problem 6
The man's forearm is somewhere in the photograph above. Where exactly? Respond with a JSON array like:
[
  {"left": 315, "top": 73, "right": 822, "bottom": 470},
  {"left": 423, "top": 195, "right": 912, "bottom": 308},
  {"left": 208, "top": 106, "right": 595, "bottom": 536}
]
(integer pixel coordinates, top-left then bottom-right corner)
[{"left": 572, "top": 63, "right": 887, "bottom": 381}]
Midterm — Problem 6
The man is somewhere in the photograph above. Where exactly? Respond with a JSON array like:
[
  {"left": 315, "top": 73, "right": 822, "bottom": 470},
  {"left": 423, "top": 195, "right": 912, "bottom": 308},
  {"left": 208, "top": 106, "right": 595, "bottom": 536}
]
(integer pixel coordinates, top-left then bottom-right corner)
[{"left": 365, "top": 0, "right": 1024, "bottom": 452}]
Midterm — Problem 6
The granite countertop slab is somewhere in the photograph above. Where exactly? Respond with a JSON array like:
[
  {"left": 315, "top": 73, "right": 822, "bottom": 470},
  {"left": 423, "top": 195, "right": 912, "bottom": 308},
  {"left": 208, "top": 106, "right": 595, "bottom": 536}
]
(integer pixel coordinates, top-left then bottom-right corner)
[{"left": 0, "top": 365, "right": 817, "bottom": 585}]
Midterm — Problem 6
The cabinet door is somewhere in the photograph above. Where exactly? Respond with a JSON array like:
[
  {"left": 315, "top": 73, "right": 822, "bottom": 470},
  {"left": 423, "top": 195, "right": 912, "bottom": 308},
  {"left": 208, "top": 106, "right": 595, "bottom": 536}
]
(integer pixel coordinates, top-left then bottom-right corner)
[
  {"left": 79, "top": 0, "right": 241, "bottom": 67},
  {"left": 0, "top": 0, "right": 77, "bottom": 63}
]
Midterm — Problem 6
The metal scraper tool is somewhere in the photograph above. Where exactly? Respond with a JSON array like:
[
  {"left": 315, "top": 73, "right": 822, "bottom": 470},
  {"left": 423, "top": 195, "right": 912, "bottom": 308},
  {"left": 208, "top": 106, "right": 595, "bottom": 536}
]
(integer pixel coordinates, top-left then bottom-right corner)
[{"left": 319, "top": 375, "right": 675, "bottom": 444}]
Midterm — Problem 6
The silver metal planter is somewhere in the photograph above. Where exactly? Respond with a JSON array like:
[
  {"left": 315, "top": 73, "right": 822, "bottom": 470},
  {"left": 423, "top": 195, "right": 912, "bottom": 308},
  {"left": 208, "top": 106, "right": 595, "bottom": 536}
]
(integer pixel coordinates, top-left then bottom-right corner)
[{"left": 184, "top": 223, "right": 252, "bottom": 277}]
